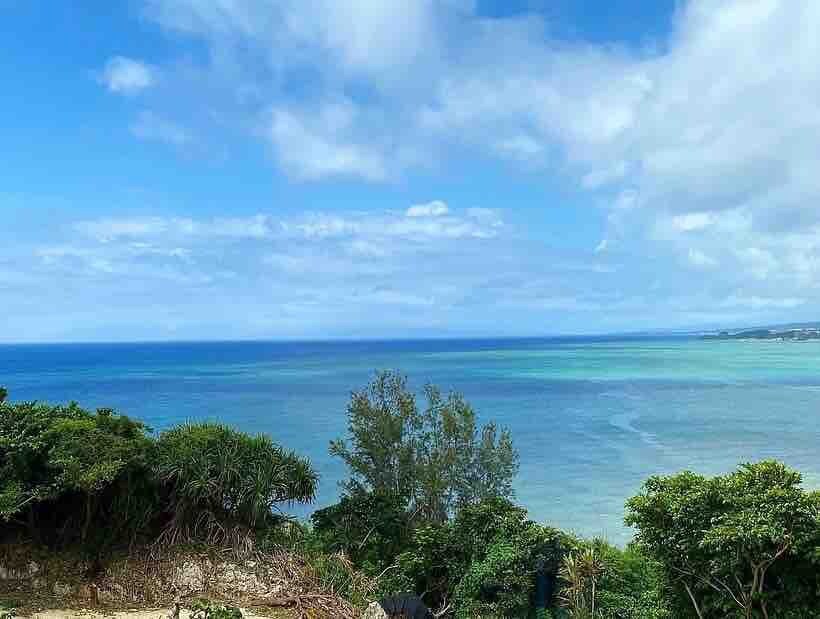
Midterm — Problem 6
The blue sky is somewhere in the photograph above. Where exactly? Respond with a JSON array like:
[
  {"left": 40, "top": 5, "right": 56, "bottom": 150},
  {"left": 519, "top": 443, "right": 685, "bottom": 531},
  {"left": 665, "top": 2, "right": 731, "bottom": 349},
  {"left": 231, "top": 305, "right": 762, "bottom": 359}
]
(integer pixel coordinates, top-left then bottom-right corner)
[{"left": 2, "top": 0, "right": 820, "bottom": 342}]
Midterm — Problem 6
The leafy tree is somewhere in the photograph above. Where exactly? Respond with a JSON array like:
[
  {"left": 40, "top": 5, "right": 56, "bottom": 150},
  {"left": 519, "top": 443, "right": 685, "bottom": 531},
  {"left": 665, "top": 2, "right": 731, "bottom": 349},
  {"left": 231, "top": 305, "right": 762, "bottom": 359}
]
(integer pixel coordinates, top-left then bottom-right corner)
[
  {"left": 0, "top": 398, "right": 155, "bottom": 551},
  {"left": 626, "top": 461, "right": 820, "bottom": 618},
  {"left": 330, "top": 371, "right": 519, "bottom": 523},
  {"left": 311, "top": 489, "right": 411, "bottom": 572},
  {"left": 45, "top": 407, "right": 156, "bottom": 544},
  {"left": 155, "top": 422, "right": 318, "bottom": 548},
  {"left": 0, "top": 387, "right": 7, "bottom": 403}
]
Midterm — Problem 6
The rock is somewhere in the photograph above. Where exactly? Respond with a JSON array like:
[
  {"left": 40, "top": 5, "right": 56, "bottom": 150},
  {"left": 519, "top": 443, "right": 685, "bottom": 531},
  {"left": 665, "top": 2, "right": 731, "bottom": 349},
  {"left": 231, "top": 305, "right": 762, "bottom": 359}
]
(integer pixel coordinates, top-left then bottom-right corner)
[
  {"left": 362, "top": 601, "right": 389, "bottom": 619},
  {"left": 175, "top": 560, "right": 206, "bottom": 594},
  {"left": 52, "top": 581, "right": 74, "bottom": 597},
  {"left": 0, "top": 561, "right": 40, "bottom": 580}
]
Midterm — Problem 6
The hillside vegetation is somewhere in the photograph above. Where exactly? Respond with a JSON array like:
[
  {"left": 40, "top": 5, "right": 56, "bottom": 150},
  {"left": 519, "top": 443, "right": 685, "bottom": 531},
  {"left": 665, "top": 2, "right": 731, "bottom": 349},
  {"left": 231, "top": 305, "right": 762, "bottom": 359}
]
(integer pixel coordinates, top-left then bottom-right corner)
[{"left": 2, "top": 375, "right": 820, "bottom": 618}]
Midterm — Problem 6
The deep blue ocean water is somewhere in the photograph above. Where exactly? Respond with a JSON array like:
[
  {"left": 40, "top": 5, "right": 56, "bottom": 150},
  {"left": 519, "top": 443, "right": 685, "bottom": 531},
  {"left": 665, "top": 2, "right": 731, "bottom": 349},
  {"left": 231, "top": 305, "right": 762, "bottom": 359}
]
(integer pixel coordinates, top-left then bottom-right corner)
[{"left": 3, "top": 336, "right": 820, "bottom": 544}]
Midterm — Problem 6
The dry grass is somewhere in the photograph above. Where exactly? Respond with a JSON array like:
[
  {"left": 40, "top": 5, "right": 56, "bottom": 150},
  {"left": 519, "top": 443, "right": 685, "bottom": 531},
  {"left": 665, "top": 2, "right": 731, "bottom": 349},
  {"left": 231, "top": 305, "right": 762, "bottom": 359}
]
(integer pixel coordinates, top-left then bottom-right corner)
[{"left": 0, "top": 544, "right": 375, "bottom": 619}]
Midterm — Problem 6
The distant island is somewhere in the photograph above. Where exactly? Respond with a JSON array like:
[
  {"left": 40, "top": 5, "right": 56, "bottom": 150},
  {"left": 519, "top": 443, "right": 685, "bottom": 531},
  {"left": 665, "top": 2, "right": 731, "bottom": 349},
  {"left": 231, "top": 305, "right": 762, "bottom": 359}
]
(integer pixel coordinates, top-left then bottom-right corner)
[{"left": 703, "top": 326, "right": 820, "bottom": 341}]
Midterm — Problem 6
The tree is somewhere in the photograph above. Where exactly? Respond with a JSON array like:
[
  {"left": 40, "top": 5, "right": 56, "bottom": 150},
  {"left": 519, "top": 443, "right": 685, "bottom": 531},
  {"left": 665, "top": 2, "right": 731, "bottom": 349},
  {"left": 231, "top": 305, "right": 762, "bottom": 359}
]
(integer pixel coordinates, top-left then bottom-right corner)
[
  {"left": 155, "top": 422, "right": 318, "bottom": 549},
  {"left": 330, "top": 371, "right": 519, "bottom": 523},
  {"left": 0, "top": 399, "right": 155, "bottom": 551},
  {"left": 45, "top": 407, "right": 155, "bottom": 544},
  {"left": 626, "top": 461, "right": 820, "bottom": 619},
  {"left": 0, "top": 387, "right": 7, "bottom": 403}
]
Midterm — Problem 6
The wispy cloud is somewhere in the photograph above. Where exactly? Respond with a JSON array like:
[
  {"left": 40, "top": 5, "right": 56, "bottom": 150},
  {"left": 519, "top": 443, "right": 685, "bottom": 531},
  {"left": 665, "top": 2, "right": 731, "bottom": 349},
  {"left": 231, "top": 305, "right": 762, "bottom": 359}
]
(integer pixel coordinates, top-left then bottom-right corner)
[
  {"left": 130, "top": 111, "right": 192, "bottom": 146},
  {"left": 99, "top": 56, "right": 156, "bottom": 94}
]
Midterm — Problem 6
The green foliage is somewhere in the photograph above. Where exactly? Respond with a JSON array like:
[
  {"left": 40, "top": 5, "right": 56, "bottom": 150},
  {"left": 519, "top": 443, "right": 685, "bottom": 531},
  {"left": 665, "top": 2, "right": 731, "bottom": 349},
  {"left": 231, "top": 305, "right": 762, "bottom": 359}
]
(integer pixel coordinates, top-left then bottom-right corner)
[
  {"left": 385, "top": 497, "right": 564, "bottom": 617},
  {"left": 0, "top": 395, "right": 156, "bottom": 552},
  {"left": 330, "top": 371, "right": 519, "bottom": 523},
  {"left": 558, "top": 547, "right": 604, "bottom": 618},
  {"left": 626, "top": 460, "right": 820, "bottom": 618},
  {"left": 592, "top": 542, "right": 672, "bottom": 619},
  {"left": 155, "top": 422, "right": 318, "bottom": 545},
  {"left": 0, "top": 387, "right": 7, "bottom": 403},
  {"left": 311, "top": 489, "right": 411, "bottom": 573},
  {"left": 189, "top": 599, "right": 243, "bottom": 619},
  {"left": 0, "top": 392, "right": 317, "bottom": 557}
]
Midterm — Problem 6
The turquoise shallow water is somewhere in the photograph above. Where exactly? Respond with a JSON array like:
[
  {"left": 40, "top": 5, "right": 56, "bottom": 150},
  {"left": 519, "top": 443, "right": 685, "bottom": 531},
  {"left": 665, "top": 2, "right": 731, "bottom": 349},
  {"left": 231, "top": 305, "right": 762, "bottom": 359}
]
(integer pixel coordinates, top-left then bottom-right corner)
[{"left": 2, "top": 336, "right": 820, "bottom": 544}]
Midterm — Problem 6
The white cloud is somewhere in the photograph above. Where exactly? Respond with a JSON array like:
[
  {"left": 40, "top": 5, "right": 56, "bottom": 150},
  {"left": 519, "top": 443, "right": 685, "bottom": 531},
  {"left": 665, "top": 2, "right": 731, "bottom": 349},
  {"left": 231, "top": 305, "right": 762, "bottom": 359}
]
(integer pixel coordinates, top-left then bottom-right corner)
[
  {"left": 78, "top": 0, "right": 820, "bottom": 332},
  {"left": 720, "top": 295, "right": 806, "bottom": 310},
  {"left": 735, "top": 247, "right": 778, "bottom": 280},
  {"left": 131, "top": 111, "right": 192, "bottom": 146},
  {"left": 406, "top": 200, "right": 449, "bottom": 218},
  {"left": 100, "top": 56, "right": 156, "bottom": 94},
  {"left": 687, "top": 248, "right": 718, "bottom": 268},
  {"left": 672, "top": 212, "right": 715, "bottom": 232},
  {"left": 73, "top": 204, "right": 502, "bottom": 246},
  {"left": 75, "top": 217, "right": 170, "bottom": 242},
  {"left": 267, "top": 104, "right": 388, "bottom": 181}
]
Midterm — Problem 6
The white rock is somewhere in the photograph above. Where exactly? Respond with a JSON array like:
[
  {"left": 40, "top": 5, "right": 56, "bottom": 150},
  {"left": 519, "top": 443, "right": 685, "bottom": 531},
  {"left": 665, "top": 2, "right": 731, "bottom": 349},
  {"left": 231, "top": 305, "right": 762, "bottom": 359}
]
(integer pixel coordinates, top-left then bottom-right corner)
[{"left": 362, "top": 601, "right": 389, "bottom": 619}]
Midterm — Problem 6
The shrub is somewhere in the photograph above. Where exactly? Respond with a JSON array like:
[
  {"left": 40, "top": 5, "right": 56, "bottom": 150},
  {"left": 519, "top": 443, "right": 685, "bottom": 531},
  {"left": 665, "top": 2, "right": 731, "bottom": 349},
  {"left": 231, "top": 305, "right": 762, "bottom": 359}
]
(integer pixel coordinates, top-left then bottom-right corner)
[
  {"left": 385, "top": 497, "right": 565, "bottom": 617},
  {"left": 189, "top": 599, "right": 243, "bottom": 619},
  {"left": 311, "top": 489, "right": 411, "bottom": 573},
  {"left": 155, "top": 422, "right": 318, "bottom": 548},
  {"left": 0, "top": 395, "right": 156, "bottom": 552}
]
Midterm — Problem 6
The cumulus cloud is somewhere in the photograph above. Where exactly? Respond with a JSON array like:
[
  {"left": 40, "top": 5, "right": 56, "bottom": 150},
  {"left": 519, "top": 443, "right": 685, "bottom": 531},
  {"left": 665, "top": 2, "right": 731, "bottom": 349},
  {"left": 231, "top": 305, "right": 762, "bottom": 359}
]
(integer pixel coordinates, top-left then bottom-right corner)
[{"left": 100, "top": 56, "right": 156, "bottom": 94}]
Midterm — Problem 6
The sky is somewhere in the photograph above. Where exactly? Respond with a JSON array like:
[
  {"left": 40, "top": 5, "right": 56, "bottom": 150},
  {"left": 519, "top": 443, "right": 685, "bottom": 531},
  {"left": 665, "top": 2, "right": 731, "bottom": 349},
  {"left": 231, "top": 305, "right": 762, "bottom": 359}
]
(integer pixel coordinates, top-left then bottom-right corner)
[{"left": 2, "top": 0, "right": 820, "bottom": 342}]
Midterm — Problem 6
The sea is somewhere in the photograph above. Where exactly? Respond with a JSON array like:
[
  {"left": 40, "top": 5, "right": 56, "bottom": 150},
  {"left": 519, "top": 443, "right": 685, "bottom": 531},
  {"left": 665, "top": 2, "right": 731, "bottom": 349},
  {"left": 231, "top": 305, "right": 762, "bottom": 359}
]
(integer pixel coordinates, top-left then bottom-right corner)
[{"left": 2, "top": 335, "right": 820, "bottom": 545}]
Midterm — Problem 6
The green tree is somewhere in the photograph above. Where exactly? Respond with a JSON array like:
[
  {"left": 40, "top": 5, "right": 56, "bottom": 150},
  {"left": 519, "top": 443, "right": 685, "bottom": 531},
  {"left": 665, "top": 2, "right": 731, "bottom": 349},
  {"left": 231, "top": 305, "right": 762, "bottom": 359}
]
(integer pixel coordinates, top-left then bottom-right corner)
[
  {"left": 45, "top": 407, "right": 155, "bottom": 544},
  {"left": 155, "top": 422, "right": 318, "bottom": 548},
  {"left": 0, "top": 398, "right": 155, "bottom": 551},
  {"left": 626, "top": 461, "right": 820, "bottom": 618},
  {"left": 0, "top": 387, "right": 7, "bottom": 403},
  {"left": 330, "top": 371, "right": 519, "bottom": 523}
]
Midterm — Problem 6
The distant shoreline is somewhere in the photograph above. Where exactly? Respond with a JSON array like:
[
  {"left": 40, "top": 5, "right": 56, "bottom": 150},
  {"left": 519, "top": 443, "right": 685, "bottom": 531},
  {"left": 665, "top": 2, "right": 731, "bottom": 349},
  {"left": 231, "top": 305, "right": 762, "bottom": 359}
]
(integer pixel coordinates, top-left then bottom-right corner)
[{"left": 702, "top": 327, "right": 820, "bottom": 341}]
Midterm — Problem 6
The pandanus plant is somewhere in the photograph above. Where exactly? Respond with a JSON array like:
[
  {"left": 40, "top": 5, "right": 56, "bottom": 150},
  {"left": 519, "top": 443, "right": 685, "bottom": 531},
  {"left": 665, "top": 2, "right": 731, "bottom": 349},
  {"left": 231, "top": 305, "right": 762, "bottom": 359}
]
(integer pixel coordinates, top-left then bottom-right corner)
[{"left": 155, "top": 422, "right": 318, "bottom": 551}]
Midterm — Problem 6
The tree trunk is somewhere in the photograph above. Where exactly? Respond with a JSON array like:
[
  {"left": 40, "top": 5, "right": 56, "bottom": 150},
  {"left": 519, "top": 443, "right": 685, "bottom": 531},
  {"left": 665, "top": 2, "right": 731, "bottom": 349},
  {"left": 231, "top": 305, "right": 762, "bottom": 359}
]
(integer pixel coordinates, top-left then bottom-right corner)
[
  {"left": 81, "top": 495, "right": 94, "bottom": 543},
  {"left": 683, "top": 583, "right": 704, "bottom": 619},
  {"left": 27, "top": 504, "right": 40, "bottom": 545}
]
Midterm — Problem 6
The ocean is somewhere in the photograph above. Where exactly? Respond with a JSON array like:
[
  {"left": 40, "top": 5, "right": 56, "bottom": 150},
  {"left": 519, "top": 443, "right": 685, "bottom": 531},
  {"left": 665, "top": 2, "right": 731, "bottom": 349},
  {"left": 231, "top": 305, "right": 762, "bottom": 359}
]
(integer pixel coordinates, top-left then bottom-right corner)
[{"left": 2, "top": 335, "right": 820, "bottom": 545}]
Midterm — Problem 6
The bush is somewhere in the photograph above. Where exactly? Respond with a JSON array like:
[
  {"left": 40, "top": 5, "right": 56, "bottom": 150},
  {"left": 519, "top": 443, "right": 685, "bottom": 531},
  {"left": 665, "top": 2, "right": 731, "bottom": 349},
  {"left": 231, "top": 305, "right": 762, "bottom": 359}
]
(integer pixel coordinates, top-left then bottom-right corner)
[
  {"left": 189, "top": 600, "right": 243, "bottom": 619},
  {"left": 311, "top": 489, "right": 411, "bottom": 573},
  {"left": 0, "top": 390, "right": 319, "bottom": 557},
  {"left": 155, "top": 422, "right": 318, "bottom": 547},
  {"left": 0, "top": 397, "right": 156, "bottom": 553},
  {"left": 385, "top": 497, "right": 565, "bottom": 617}
]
